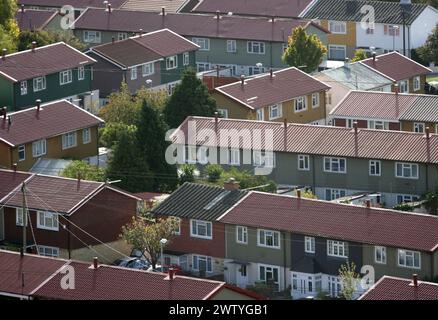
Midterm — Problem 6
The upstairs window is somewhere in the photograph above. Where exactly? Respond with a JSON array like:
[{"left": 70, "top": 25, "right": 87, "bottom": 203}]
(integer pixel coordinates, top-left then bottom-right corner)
[
  {"left": 413, "top": 76, "right": 421, "bottom": 91},
  {"left": 328, "top": 21, "right": 346, "bottom": 34},
  {"left": 59, "top": 69, "right": 72, "bottom": 85},
  {"left": 395, "top": 162, "right": 418, "bottom": 179},
  {"left": 33, "top": 76, "right": 46, "bottom": 92},
  {"left": 312, "top": 93, "right": 319, "bottom": 108},
  {"left": 305, "top": 236, "right": 315, "bottom": 253},
  {"left": 327, "top": 240, "right": 348, "bottom": 258},
  {"left": 227, "top": 40, "right": 236, "bottom": 53},
  {"left": 298, "top": 154, "right": 310, "bottom": 171},
  {"left": 82, "top": 128, "right": 91, "bottom": 144},
  {"left": 236, "top": 226, "right": 248, "bottom": 244},
  {"left": 166, "top": 55, "right": 178, "bottom": 70},
  {"left": 324, "top": 157, "right": 346, "bottom": 173},
  {"left": 78, "top": 66, "right": 85, "bottom": 80},
  {"left": 257, "top": 229, "right": 280, "bottom": 248},
  {"left": 269, "top": 104, "right": 282, "bottom": 120},
  {"left": 84, "top": 30, "right": 101, "bottom": 43},
  {"left": 294, "top": 96, "right": 307, "bottom": 112},
  {"left": 183, "top": 52, "right": 190, "bottom": 66},
  {"left": 37, "top": 211, "right": 59, "bottom": 231},
  {"left": 20, "top": 81, "right": 27, "bottom": 95},
  {"left": 247, "top": 41, "right": 265, "bottom": 54},
  {"left": 32, "top": 139, "right": 46, "bottom": 157},
  {"left": 192, "top": 38, "right": 210, "bottom": 51},
  {"left": 142, "top": 63, "right": 154, "bottom": 77},
  {"left": 62, "top": 132, "right": 77, "bottom": 150},
  {"left": 190, "top": 219, "right": 212, "bottom": 239},
  {"left": 398, "top": 249, "right": 420, "bottom": 269}
]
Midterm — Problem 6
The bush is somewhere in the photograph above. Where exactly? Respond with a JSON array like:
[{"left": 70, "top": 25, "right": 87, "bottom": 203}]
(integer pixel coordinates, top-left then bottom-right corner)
[
  {"left": 393, "top": 203, "right": 414, "bottom": 212},
  {"left": 204, "top": 164, "right": 223, "bottom": 182},
  {"left": 179, "top": 164, "right": 196, "bottom": 184}
]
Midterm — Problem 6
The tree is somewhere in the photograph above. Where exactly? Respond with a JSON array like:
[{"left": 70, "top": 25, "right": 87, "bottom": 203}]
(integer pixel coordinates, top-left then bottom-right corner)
[
  {"left": 163, "top": 68, "right": 217, "bottom": 128},
  {"left": 423, "top": 190, "right": 438, "bottom": 215},
  {"left": 0, "top": 25, "right": 17, "bottom": 53},
  {"left": 338, "top": 261, "right": 360, "bottom": 300},
  {"left": 178, "top": 164, "right": 196, "bottom": 184},
  {"left": 60, "top": 160, "right": 106, "bottom": 182},
  {"left": 351, "top": 49, "right": 367, "bottom": 62},
  {"left": 17, "top": 30, "right": 86, "bottom": 52},
  {"left": 0, "top": 0, "right": 17, "bottom": 29},
  {"left": 100, "top": 123, "right": 137, "bottom": 149},
  {"left": 120, "top": 216, "right": 179, "bottom": 269},
  {"left": 136, "top": 99, "right": 178, "bottom": 192},
  {"left": 282, "top": 26, "right": 327, "bottom": 73},
  {"left": 301, "top": 190, "right": 317, "bottom": 199},
  {"left": 205, "top": 164, "right": 224, "bottom": 183},
  {"left": 107, "top": 128, "right": 153, "bottom": 192},
  {"left": 416, "top": 23, "right": 438, "bottom": 64}
]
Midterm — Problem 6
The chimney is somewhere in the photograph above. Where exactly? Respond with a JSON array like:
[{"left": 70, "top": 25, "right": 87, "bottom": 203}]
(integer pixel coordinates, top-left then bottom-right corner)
[
  {"left": 365, "top": 199, "right": 371, "bottom": 208},
  {"left": 77, "top": 172, "right": 81, "bottom": 191},
  {"left": 372, "top": 51, "right": 376, "bottom": 62},
  {"left": 393, "top": 82, "right": 399, "bottom": 94},
  {"left": 21, "top": 4, "right": 25, "bottom": 13},
  {"left": 353, "top": 121, "right": 358, "bottom": 134},
  {"left": 93, "top": 257, "right": 99, "bottom": 269},
  {"left": 296, "top": 189, "right": 301, "bottom": 198},
  {"left": 107, "top": 3, "right": 112, "bottom": 13},
  {"left": 35, "top": 99, "right": 41, "bottom": 112},
  {"left": 161, "top": 6, "right": 166, "bottom": 16},
  {"left": 240, "top": 75, "right": 245, "bottom": 87},
  {"left": 168, "top": 267, "right": 176, "bottom": 280},
  {"left": 13, "top": 163, "right": 17, "bottom": 172},
  {"left": 31, "top": 41, "right": 36, "bottom": 53},
  {"left": 139, "top": 28, "right": 143, "bottom": 36},
  {"left": 412, "top": 274, "right": 418, "bottom": 287},
  {"left": 270, "top": 68, "right": 273, "bottom": 79},
  {"left": 215, "top": 10, "right": 220, "bottom": 20},
  {"left": 224, "top": 177, "right": 240, "bottom": 190},
  {"left": 2, "top": 48, "right": 6, "bottom": 60},
  {"left": 111, "top": 37, "right": 115, "bottom": 44},
  {"left": 20, "top": 247, "right": 24, "bottom": 257},
  {"left": 426, "top": 127, "right": 430, "bottom": 139}
]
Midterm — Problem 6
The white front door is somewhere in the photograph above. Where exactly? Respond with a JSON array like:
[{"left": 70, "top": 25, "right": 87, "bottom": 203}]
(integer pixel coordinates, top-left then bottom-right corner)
[
  {"left": 0, "top": 208, "right": 4, "bottom": 241},
  {"left": 236, "top": 264, "right": 248, "bottom": 288}
]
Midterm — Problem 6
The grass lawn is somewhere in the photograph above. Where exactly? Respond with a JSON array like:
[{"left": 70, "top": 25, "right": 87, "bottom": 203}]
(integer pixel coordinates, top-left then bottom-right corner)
[{"left": 427, "top": 76, "right": 438, "bottom": 82}]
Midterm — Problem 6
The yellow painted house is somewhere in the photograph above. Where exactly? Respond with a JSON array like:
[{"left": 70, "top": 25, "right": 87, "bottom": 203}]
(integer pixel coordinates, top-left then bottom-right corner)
[{"left": 213, "top": 67, "right": 331, "bottom": 125}]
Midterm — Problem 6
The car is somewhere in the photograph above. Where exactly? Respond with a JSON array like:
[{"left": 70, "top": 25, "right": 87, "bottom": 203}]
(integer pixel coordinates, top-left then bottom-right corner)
[{"left": 113, "top": 257, "right": 151, "bottom": 270}]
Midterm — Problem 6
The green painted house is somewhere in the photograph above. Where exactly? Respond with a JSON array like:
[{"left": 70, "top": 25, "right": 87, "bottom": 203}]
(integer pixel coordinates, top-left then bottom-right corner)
[
  {"left": 0, "top": 42, "right": 97, "bottom": 112},
  {"left": 72, "top": 8, "right": 329, "bottom": 76}
]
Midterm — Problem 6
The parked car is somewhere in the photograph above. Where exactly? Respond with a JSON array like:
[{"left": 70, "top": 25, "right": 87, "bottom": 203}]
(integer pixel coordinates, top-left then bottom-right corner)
[{"left": 113, "top": 257, "right": 151, "bottom": 270}]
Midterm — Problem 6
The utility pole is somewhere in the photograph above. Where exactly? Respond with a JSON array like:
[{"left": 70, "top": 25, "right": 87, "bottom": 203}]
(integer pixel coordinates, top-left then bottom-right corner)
[{"left": 21, "top": 182, "right": 27, "bottom": 254}]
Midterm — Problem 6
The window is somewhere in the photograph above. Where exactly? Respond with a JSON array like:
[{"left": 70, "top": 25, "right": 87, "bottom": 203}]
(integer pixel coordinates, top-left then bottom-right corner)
[
  {"left": 227, "top": 40, "right": 236, "bottom": 53},
  {"left": 18, "top": 145, "right": 25, "bottom": 161},
  {"left": 413, "top": 76, "right": 421, "bottom": 91},
  {"left": 172, "top": 218, "right": 181, "bottom": 235},
  {"left": 142, "top": 63, "right": 154, "bottom": 76},
  {"left": 196, "top": 62, "right": 210, "bottom": 72},
  {"left": 414, "top": 122, "right": 425, "bottom": 133},
  {"left": 192, "top": 255, "right": 212, "bottom": 272},
  {"left": 395, "top": 162, "right": 418, "bottom": 179},
  {"left": 38, "top": 246, "right": 59, "bottom": 257},
  {"left": 294, "top": 96, "right": 307, "bottom": 112},
  {"left": 269, "top": 104, "right": 282, "bottom": 120},
  {"left": 183, "top": 52, "right": 190, "bottom": 66},
  {"left": 167, "top": 82, "right": 177, "bottom": 95},
  {"left": 259, "top": 264, "right": 280, "bottom": 291},
  {"left": 62, "top": 132, "right": 77, "bottom": 150},
  {"left": 328, "top": 45, "right": 346, "bottom": 60},
  {"left": 398, "top": 249, "right": 420, "bottom": 269},
  {"left": 253, "top": 150, "right": 275, "bottom": 168},
  {"left": 346, "top": 119, "right": 358, "bottom": 128},
  {"left": 32, "top": 139, "right": 46, "bottom": 157},
  {"left": 327, "top": 240, "right": 348, "bottom": 258},
  {"left": 236, "top": 226, "right": 248, "bottom": 244},
  {"left": 192, "top": 37, "right": 210, "bottom": 51},
  {"left": 305, "top": 236, "right": 315, "bottom": 253},
  {"left": 84, "top": 30, "right": 101, "bottom": 43},
  {"left": 37, "top": 211, "right": 59, "bottom": 231},
  {"left": 186, "top": 145, "right": 197, "bottom": 164},
  {"left": 368, "top": 120, "right": 389, "bottom": 130},
  {"left": 247, "top": 41, "right": 265, "bottom": 54},
  {"left": 328, "top": 21, "right": 346, "bottom": 34},
  {"left": 229, "top": 148, "right": 240, "bottom": 165},
  {"left": 397, "top": 194, "right": 419, "bottom": 204},
  {"left": 249, "top": 66, "right": 264, "bottom": 75},
  {"left": 385, "top": 25, "right": 400, "bottom": 36},
  {"left": 217, "top": 108, "right": 228, "bottom": 118},
  {"left": 16, "top": 208, "right": 27, "bottom": 226},
  {"left": 33, "top": 76, "right": 46, "bottom": 92},
  {"left": 324, "top": 157, "right": 346, "bottom": 173},
  {"left": 298, "top": 155, "right": 310, "bottom": 171},
  {"left": 198, "top": 147, "right": 208, "bottom": 164},
  {"left": 375, "top": 246, "right": 387, "bottom": 264},
  {"left": 82, "top": 128, "right": 91, "bottom": 144},
  {"left": 130, "top": 67, "right": 137, "bottom": 80},
  {"left": 257, "top": 229, "right": 280, "bottom": 249},
  {"left": 166, "top": 55, "right": 178, "bottom": 70},
  {"left": 398, "top": 80, "right": 409, "bottom": 93},
  {"left": 312, "top": 93, "right": 319, "bottom": 108},
  {"left": 256, "top": 109, "right": 264, "bottom": 121},
  {"left": 190, "top": 219, "right": 212, "bottom": 239},
  {"left": 59, "top": 70, "right": 73, "bottom": 85},
  {"left": 118, "top": 32, "right": 127, "bottom": 41},
  {"left": 366, "top": 27, "right": 374, "bottom": 34},
  {"left": 325, "top": 188, "right": 346, "bottom": 201},
  {"left": 78, "top": 66, "right": 85, "bottom": 81},
  {"left": 20, "top": 81, "right": 27, "bottom": 95},
  {"left": 282, "top": 43, "right": 288, "bottom": 53},
  {"left": 369, "top": 160, "right": 381, "bottom": 176}
]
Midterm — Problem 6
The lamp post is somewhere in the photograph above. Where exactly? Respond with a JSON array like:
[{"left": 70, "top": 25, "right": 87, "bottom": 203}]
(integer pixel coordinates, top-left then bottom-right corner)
[
  {"left": 392, "top": 25, "right": 399, "bottom": 52},
  {"left": 400, "top": 0, "right": 412, "bottom": 57},
  {"left": 160, "top": 238, "right": 168, "bottom": 272}
]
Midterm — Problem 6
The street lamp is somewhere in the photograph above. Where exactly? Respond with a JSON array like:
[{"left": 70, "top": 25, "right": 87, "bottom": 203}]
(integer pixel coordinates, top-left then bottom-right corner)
[
  {"left": 391, "top": 25, "right": 400, "bottom": 52},
  {"left": 160, "top": 238, "right": 168, "bottom": 272},
  {"left": 400, "top": 0, "right": 412, "bottom": 57}
]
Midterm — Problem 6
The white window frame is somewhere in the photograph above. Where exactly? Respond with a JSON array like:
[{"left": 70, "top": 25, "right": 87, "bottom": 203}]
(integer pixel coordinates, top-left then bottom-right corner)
[
  {"left": 229, "top": 148, "right": 240, "bottom": 166},
  {"left": 369, "top": 160, "right": 381, "bottom": 176},
  {"left": 325, "top": 188, "right": 346, "bottom": 201},
  {"left": 37, "top": 211, "right": 59, "bottom": 231},
  {"left": 192, "top": 37, "right": 210, "bottom": 51},
  {"left": 374, "top": 246, "right": 387, "bottom": 264},
  {"left": 298, "top": 154, "right": 310, "bottom": 171},
  {"left": 32, "top": 139, "right": 46, "bottom": 157},
  {"left": 247, "top": 41, "right": 265, "bottom": 54},
  {"left": 368, "top": 120, "right": 389, "bottom": 130},
  {"left": 312, "top": 93, "right": 319, "bottom": 108},
  {"left": 398, "top": 249, "right": 421, "bottom": 269},
  {"left": 130, "top": 67, "right": 137, "bottom": 80},
  {"left": 141, "top": 63, "right": 154, "bottom": 77},
  {"left": 82, "top": 128, "right": 91, "bottom": 144},
  {"left": 328, "top": 45, "right": 346, "bottom": 60},
  {"left": 59, "top": 69, "right": 72, "bottom": 85},
  {"left": 227, "top": 39, "right": 236, "bottom": 53},
  {"left": 18, "top": 145, "right": 26, "bottom": 161},
  {"left": 196, "top": 62, "right": 211, "bottom": 72},
  {"left": 16, "top": 208, "right": 27, "bottom": 226},
  {"left": 20, "top": 81, "right": 27, "bottom": 95},
  {"left": 269, "top": 104, "right": 282, "bottom": 120},
  {"left": 33, "top": 76, "right": 46, "bottom": 92},
  {"left": 253, "top": 150, "right": 275, "bottom": 168},
  {"left": 397, "top": 194, "right": 419, "bottom": 204},
  {"left": 62, "top": 131, "right": 77, "bottom": 150},
  {"left": 395, "top": 162, "right": 419, "bottom": 179},
  {"left": 236, "top": 226, "right": 248, "bottom": 244},
  {"left": 328, "top": 21, "right": 346, "bottom": 34},
  {"left": 192, "top": 255, "right": 213, "bottom": 273},
  {"left": 414, "top": 122, "right": 425, "bottom": 133},
  {"left": 413, "top": 76, "right": 421, "bottom": 91},
  {"left": 327, "top": 240, "right": 348, "bottom": 258},
  {"left": 84, "top": 30, "right": 101, "bottom": 43},
  {"left": 324, "top": 157, "right": 347, "bottom": 173},
  {"left": 78, "top": 66, "right": 85, "bottom": 80},
  {"left": 190, "top": 219, "right": 212, "bottom": 239},
  {"left": 117, "top": 32, "right": 127, "bottom": 41},
  {"left": 294, "top": 96, "right": 307, "bottom": 112},
  {"left": 217, "top": 108, "right": 228, "bottom": 118},
  {"left": 166, "top": 55, "right": 178, "bottom": 70},
  {"left": 305, "top": 236, "right": 315, "bottom": 254},
  {"left": 257, "top": 229, "right": 280, "bottom": 249},
  {"left": 398, "top": 80, "right": 409, "bottom": 93},
  {"left": 258, "top": 264, "right": 280, "bottom": 291},
  {"left": 38, "top": 245, "right": 59, "bottom": 257},
  {"left": 183, "top": 52, "right": 190, "bottom": 66},
  {"left": 256, "top": 108, "right": 264, "bottom": 121}
]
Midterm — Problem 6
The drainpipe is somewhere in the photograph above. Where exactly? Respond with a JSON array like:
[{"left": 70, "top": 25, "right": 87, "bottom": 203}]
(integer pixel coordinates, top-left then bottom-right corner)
[
  {"left": 311, "top": 155, "right": 316, "bottom": 193},
  {"left": 66, "top": 217, "right": 71, "bottom": 259},
  {"left": 283, "top": 231, "right": 287, "bottom": 292}
]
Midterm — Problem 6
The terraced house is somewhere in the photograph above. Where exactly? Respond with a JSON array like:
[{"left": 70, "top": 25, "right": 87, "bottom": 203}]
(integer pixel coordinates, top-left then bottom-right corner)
[
  {"left": 173, "top": 116, "right": 438, "bottom": 207},
  {"left": 301, "top": 0, "right": 438, "bottom": 60},
  {"left": 87, "top": 29, "right": 198, "bottom": 100},
  {"left": 0, "top": 100, "right": 103, "bottom": 171},
  {"left": 0, "top": 42, "right": 98, "bottom": 112},
  {"left": 218, "top": 191, "right": 438, "bottom": 299},
  {"left": 72, "top": 7, "right": 329, "bottom": 76},
  {"left": 213, "top": 67, "right": 330, "bottom": 124}
]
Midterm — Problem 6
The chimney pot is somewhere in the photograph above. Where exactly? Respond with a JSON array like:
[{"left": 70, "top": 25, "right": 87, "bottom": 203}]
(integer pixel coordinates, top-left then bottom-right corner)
[
  {"left": 240, "top": 75, "right": 245, "bottom": 87},
  {"left": 36, "top": 99, "right": 41, "bottom": 111},
  {"left": 412, "top": 274, "right": 418, "bottom": 287},
  {"left": 365, "top": 199, "right": 371, "bottom": 208},
  {"left": 168, "top": 267, "right": 175, "bottom": 280},
  {"left": 224, "top": 177, "right": 240, "bottom": 190},
  {"left": 426, "top": 127, "right": 430, "bottom": 139},
  {"left": 21, "top": 4, "right": 25, "bottom": 12},
  {"left": 216, "top": 10, "right": 220, "bottom": 19},
  {"left": 296, "top": 189, "right": 301, "bottom": 198},
  {"left": 31, "top": 41, "right": 36, "bottom": 52},
  {"left": 93, "top": 257, "right": 98, "bottom": 269},
  {"left": 353, "top": 121, "right": 358, "bottom": 134},
  {"left": 107, "top": 3, "right": 112, "bottom": 13},
  {"left": 372, "top": 52, "right": 376, "bottom": 62},
  {"left": 8, "top": 115, "right": 11, "bottom": 126},
  {"left": 111, "top": 37, "right": 115, "bottom": 44},
  {"left": 161, "top": 6, "right": 165, "bottom": 16},
  {"left": 13, "top": 163, "right": 17, "bottom": 172},
  {"left": 270, "top": 68, "right": 273, "bottom": 79},
  {"left": 2, "top": 48, "right": 6, "bottom": 60}
]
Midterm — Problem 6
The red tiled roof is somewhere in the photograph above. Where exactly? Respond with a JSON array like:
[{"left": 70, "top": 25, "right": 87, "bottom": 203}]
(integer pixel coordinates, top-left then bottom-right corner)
[
  {"left": 17, "top": 0, "right": 127, "bottom": 9},
  {"left": 219, "top": 192, "right": 438, "bottom": 252},
  {"left": 361, "top": 52, "right": 431, "bottom": 82},
  {"left": 174, "top": 116, "right": 438, "bottom": 164},
  {"left": 359, "top": 276, "right": 438, "bottom": 300},
  {"left": 0, "top": 170, "right": 32, "bottom": 202},
  {"left": 73, "top": 8, "right": 327, "bottom": 42},
  {"left": 215, "top": 67, "right": 330, "bottom": 109},
  {"left": 329, "top": 91, "right": 419, "bottom": 120},
  {"left": 0, "top": 42, "right": 96, "bottom": 82},
  {"left": 193, "top": 0, "right": 313, "bottom": 18},
  {"left": 15, "top": 9, "right": 58, "bottom": 31},
  {"left": 0, "top": 100, "right": 103, "bottom": 146},
  {"left": 0, "top": 250, "right": 67, "bottom": 297},
  {"left": 33, "top": 261, "right": 225, "bottom": 300}
]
